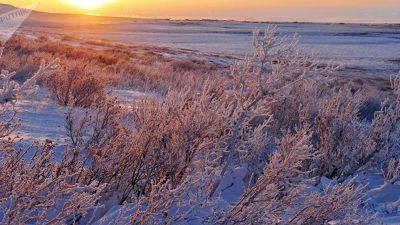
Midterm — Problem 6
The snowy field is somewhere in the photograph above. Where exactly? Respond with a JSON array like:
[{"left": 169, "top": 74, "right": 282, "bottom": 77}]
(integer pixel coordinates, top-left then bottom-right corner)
[{"left": 20, "top": 16, "right": 400, "bottom": 77}]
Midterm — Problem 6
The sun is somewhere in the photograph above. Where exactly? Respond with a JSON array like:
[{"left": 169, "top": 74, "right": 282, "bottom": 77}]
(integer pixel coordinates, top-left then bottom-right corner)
[{"left": 64, "top": 0, "right": 111, "bottom": 9}]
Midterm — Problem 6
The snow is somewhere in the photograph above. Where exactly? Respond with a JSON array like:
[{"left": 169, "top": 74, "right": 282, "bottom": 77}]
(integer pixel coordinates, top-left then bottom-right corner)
[
  {"left": 361, "top": 174, "right": 400, "bottom": 224},
  {"left": 91, "top": 203, "right": 136, "bottom": 225},
  {"left": 217, "top": 165, "right": 248, "bottom": 202},
  {"left": 15, "top": 87, "right": 67, "bottom": 145},
  {"left": 309, "top": 174, "right": 400, "bottom": 224},
  {"left": 22, "top": 20, "right": 400, "bottom": 76},
  {"left": 13, "top": 87, "right": 157, "bottom": 147}
]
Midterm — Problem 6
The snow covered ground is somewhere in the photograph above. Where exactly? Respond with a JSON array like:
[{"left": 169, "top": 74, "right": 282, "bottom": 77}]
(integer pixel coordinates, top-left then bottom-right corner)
[
  {"left": 21, "top": 18, "right": 400, "bottom": 77},
  {"left": 15, "top": 88, "right": 67, "bottom": 145},
  {"left": 361, "top": 174, "right": 400, "bottom": 224},
  {"left": 14, "top": 87, "right": 157, "bottom": 147}
]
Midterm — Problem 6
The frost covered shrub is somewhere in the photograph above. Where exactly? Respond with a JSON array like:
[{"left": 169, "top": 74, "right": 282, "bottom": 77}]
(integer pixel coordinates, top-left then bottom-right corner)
[
  {"left": 111, "top": 61, "right": 165, "bottom": 91},
  {"left": 44, "top": 61, "right": 105, "bottom": 107},
  {"left": 111, "top": 59, "right": 222, "bottom": 94},
  {"left": 123, "top": 127, "right": 371, "bottom": 225},
  {"left": 2, "top": 35, "right": 225, "bottom": 95},
  {"left": 207, "top": 27, "right": 335, "bottom": 195},
  {"left": 0, "top": 59, "right": 60, "bottom": 103},
  {"left": 65, "top": 96, "right": 125, "bottom": 149},
  {"left": 0, "top": 50, "right": 54, "bottom": 82},
  {"left": 87, "top": 81, "right": 226, "bottom": 204},
  {"left": 315, "top": 89, "right": 373, "bottom": 178},
  {"left": 0, "top": 143, "right": 105, "bottom": 224},
  {"left": 0, "top": 59, "right": 106, "bottom": 224},
  {"left": 0, "top": 59, "right": 60, "bottom": 141},
  {"left": 268, "top": 75, "right": 333, "bottom": 134},
  {"left": 334, "top": 74, "right": 400, "bottom": 178},
  {"left": 367, "top": 75, "right": 400, "bottom": 164},
  {"left": 225, "top": 127, "right": 316, "bottom": 224},
  {"left": 382, "top": 158, "right": 400, "bottom": 185},
  {"left": 223, "top": 128, "right": 372, "bottom": 225},
  {"left": 127, "top": 165, "right": 221, "bottom": 225},
  {"left": 291, "top": 179, "right": 372, "bottom": 225}
]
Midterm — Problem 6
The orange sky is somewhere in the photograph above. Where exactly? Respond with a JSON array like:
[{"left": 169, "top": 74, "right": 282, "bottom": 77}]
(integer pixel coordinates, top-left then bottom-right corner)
[{"left": 2, "top": 0, "right": 400, "bottom": 22}]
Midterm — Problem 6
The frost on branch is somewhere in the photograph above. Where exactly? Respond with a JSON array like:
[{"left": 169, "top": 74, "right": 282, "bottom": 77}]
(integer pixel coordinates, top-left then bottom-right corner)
[
  {"left": 114, "top": 27, "right": 377, "bottom": 224},
  {"left": 0, "top": 142, "right": 106, "bottom": 224},
  {"left": 44, "top": 61, "right": 105, "bottom": 108},
  {"left": 225, "top": 127, "right": 316, "bottom": 224},
  {"left": 65, "top": 96, "right": 124, "bottom": 149},
  {"left": 0, "top": 59, "right": 60, "bottom": 103},
  {"left": 209, "top": 26, "right": 334, "bottom": 198},
  {"left": 382, "top": 158, "right": 400, "bottom": 184},
  {"left": 341, "top": 73, "right": 400, "bottom": 178},
  {"left": 85, "top": 80, "right": 226, "bottom": 204},
  {"left": 316, "top": 89, "right": 372, "bottom": 178},
  {"left": 291, "top": 178, "right": 372, "bottom": 225}
]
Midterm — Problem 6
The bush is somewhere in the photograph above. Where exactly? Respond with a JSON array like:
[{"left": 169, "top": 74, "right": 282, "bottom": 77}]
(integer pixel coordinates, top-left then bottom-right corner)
[
  {"left": 44, "top": 62, "right": 105, "bottom": 107},
  {"left": 0, "top": 143, "right": 105, "bottom": 224},
  {"left": 84, "top": 82, "right": 225, "bottom": 204},
  {"left": 65, "top": 96, "right": 124, "bottom": 149},
  {"left": 315, "top": 89, "right": 372, "bottom": 178},
  {"left": 165, "top": 59, "right": 218, "bottom": 73}
]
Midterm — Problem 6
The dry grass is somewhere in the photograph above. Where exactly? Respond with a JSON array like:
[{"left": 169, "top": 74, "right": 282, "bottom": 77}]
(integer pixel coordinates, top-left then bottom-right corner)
[{"left": 1, "top": 35, "right": 228, "bottom": 95}]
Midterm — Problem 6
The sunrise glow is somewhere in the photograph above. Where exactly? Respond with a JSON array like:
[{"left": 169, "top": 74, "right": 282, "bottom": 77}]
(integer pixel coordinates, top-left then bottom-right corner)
[
  {"left": 2, "top": 0, "right": 400, "bottom": 23},
  {"left": 63, "top": 0, "right": 110, "bottom": 9}
]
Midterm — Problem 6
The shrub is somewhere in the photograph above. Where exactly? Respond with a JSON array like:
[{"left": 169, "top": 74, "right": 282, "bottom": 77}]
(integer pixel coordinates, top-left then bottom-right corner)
[
  {"left": 44, "top": 62, "right": 105, "bottom": 107},
  {"left": 61, "top": 35, "right": 77, "bottom": 42},
  {"left": 315, "top": 89, "right": 373, "bottom": 178},
  {"left": 65, "top": 96, "right": 124, "bottom": 149},
  {"left": 85, "top": 81, "right": 226, "bottom": 204},
  {"left": 37, "top": 35, "right": 49, "bottom": 42},
  {"left": 165, "top": 59, "right": 218, "bottom": 73},
  {"left": 0, "top": 143, "right": 105, "bottom": 224}
]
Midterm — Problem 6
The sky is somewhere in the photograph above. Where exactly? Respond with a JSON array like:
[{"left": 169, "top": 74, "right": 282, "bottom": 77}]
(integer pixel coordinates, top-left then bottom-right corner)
[{"left": 2, "top": 0, "right": 400, "bottom": 23}]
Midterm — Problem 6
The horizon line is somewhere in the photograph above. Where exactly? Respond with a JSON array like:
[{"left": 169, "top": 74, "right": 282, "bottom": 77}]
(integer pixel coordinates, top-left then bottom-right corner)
[{"left": 4, "top": 3, "right": 400, "bottom": 25}]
